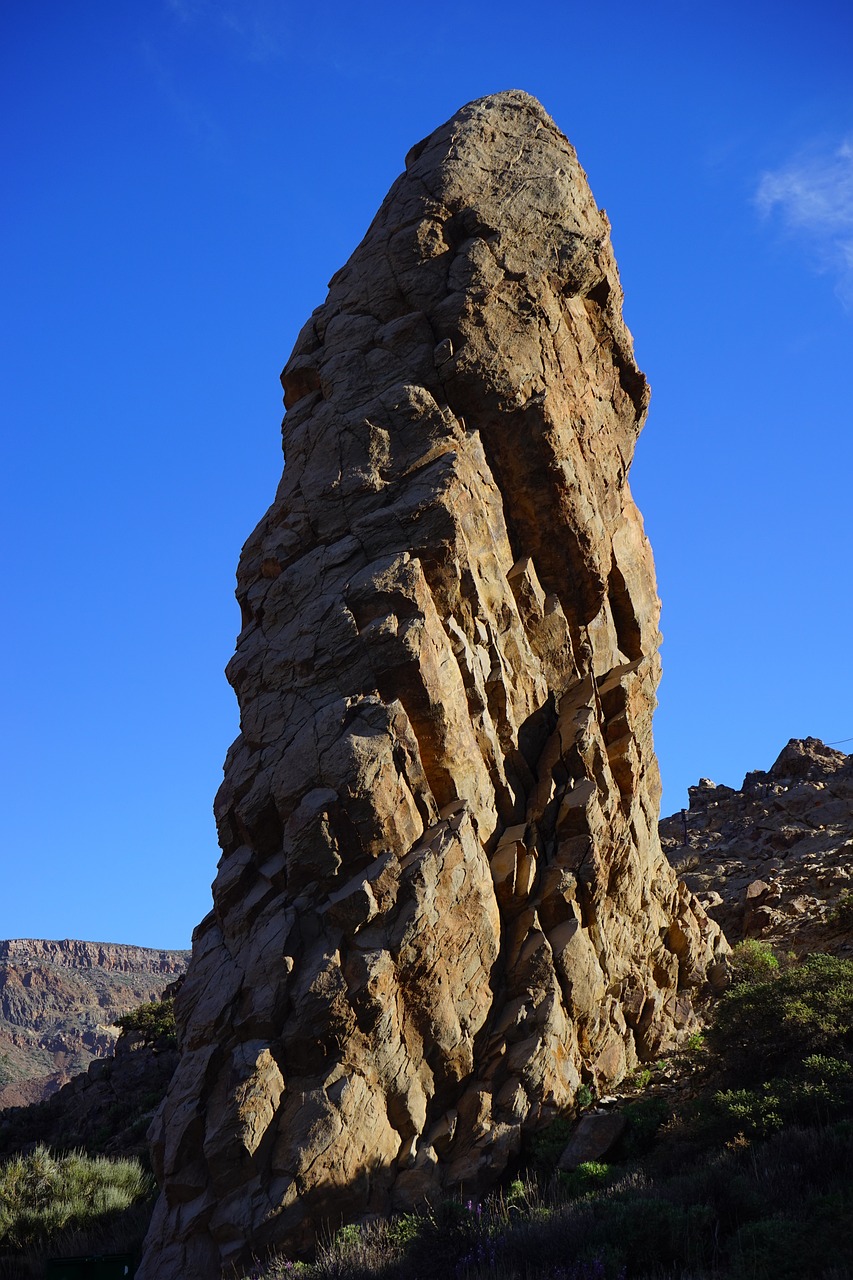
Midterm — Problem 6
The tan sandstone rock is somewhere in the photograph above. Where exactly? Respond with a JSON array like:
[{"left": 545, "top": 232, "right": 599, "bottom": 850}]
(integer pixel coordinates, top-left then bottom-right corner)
[{"left": 139, "top": 91, "right": 726, "bottom": 1278}]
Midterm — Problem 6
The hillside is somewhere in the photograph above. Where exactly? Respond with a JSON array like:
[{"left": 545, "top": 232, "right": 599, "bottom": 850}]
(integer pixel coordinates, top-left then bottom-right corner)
[
  {"left": 660, "top": 737, "right": 853, "bottom": 955},
  {"left": 0, "top": 938, "right": 188, "bottom": 1108}
]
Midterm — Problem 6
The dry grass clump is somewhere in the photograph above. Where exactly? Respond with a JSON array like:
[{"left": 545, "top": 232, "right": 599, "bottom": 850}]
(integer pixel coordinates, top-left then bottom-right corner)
[{"left": 0, "top": 1146, "right": 154, "bottom": 1278}]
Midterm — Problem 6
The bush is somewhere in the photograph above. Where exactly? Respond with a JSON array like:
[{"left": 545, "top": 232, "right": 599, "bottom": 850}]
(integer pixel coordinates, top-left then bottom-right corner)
[
  {"left": 710, "top": 953, "right": 853, "bottom": 1081},
  {"left": 617, "top": 1097, "right": 673, "bottom": 1158},
  {"left": 558, "top": 1160, "right": 611, "bottom": 1200},
  {"left": 597, "top": 1197, "right": 715, "bottom": 1271},
  {"left": 713, "top": 1054, "right": 853, "bottom": 1138},
  {"left": 729, "top": 939, "right": 779, "bottom": 985},
  {"left": 829, "top": 889, "right": 853, "bottom": 929},
  {"left": 114, "top": 996, "right": 177, "bottom": 1047},
  {"left": 731, "top": 1191, "right": 853, "bottom": 1280},
  {"left": 529, "top": 1116, "right": 576, "bottom": 1176},
  {"left": 0, "top": 1145, "right": 153, "bottom": 1251}
]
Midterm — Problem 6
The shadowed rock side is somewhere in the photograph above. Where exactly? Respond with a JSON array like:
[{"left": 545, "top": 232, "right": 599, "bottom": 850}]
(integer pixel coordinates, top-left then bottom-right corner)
[{"left": 139, "top": 91, "right": 726, "bottom": 1278}]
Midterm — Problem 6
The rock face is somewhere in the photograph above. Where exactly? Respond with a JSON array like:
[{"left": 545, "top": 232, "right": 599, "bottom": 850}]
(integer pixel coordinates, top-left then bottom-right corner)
[
  {"left": 139, "top": 91, "right": 725, "bottom": 1277},
  {"left": 0, "top": 939, "right": 189, "bottom": 1110},
  {"left": 661, "top": 737, "right": 853, "bottom": 954}
]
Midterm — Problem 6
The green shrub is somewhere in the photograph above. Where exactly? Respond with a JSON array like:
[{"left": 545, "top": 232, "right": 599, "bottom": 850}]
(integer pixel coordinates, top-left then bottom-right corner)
[
  {"left": 0, "top": 1145, "right": 153, "bottom": 1250},
  {"left": 802, "top": 1053, "right": 853, "bottom": 1081},
  {"left": 731, "top": 1191, "right": 853, "bottom": 1280},
  {"left": 114, "top": 996, "right": 177, "bottom": 1047},
  {"left": 557, "top": 1159, "right": 611, "bottom": 1199},
  {"left": 828, "top": 888, "right": 853, "bottom": 928},
  {"left": 583, "top": 1195, "right": 714, "bottom": 1272},
  {"left": 332, "top": 1222, "right": 361, "bottom": 1252},
  {"left": 710, "top": 952, "right": 853, "bottom": 1081},
  {"left": 618, "top": 1096, "right": 673, "bottom": 1157},
  {"left": 729, "top": 939, "right": 779, "bottom": 984},
  {"left": 575, "top": 1083, "right": 595, "bottom": 1109},
  {"left": 504, "top": 1177, "right": 531, "bottom": 1212},
  {"left": 384, "top": 1213, "right": 422, "bottom": 1248},
  {"left": 714, "top": 1055, "right": 853, "bottom": 1139},
  {"left": 528, "top": 1115, "right": 576, "bottom": 1175}
]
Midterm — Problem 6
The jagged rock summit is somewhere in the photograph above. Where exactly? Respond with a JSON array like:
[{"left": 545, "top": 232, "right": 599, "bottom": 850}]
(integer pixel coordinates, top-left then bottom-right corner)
[
  {"left": 661, "top": 737, "right": 853, "bottom": 953},
  {"left": 140, "top": 91, "right": 726, "bottom": 1277}
]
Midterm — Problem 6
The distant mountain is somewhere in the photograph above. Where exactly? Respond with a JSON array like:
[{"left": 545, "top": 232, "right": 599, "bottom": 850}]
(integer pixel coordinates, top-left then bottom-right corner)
[
  {"left": 661, "top": 737, "right": 853, "bottom": 955},
  {"left": 0, "top": 938, "right": 189, "bottom": 1108}
]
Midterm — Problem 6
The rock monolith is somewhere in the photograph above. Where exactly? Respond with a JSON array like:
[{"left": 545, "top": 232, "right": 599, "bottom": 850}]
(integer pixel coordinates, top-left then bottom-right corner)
[{"left": 139, "top": 91, "right": 726, "bottom": 1278}]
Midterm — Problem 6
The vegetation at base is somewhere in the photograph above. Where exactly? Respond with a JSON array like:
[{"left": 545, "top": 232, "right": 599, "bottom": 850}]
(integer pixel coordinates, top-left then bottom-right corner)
[
  {"left": 0, "top": 1146, "right": 154, "bottom": 1277},
  {"left": 828, "top": 889, "right": 853, "bottom": 929},
  {"left": 710, "top": 949, "right": 853, "bottom": 1074},
  {"left": 113, "top": 996, "right": 177, "bottom": 1047},
  {"left": 239, "top": 944, "right": 853, "bottom": 1280}
]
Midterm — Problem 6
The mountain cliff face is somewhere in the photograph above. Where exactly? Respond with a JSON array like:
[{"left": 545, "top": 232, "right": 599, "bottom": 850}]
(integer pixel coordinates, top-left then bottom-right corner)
[
  {"left": 661, "top": 737, "right": 853, "bottom": 954},
  {"left": 139, "top": 91, "right": 726, "bottom": 1278},
  {"left": 0, "top": 939, "right": 188, "bottom": 1109}
]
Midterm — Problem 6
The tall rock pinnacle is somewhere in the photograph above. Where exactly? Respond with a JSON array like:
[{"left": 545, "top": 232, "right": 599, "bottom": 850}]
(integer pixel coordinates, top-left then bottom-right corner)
[{"left": 139, "top": 91, "right": 726, "bottom": 1277}]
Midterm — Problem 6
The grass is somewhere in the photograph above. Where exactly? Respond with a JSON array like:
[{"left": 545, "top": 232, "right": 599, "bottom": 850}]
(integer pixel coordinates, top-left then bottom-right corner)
[
  {"left": 233, "top": 1117, "right": 853, "bottom": 1278},
  {"left": 236, "top": 945, "right": 853, "bottom": 1280},
  {"left": 0, "top": 1146, "right": 154, "bottom": 1278},
  {"left": 3, "top": 948, "right": 852, "bottom": 1278}
]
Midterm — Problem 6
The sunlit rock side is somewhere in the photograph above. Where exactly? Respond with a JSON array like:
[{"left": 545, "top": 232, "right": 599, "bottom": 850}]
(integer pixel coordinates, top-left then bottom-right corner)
[{"left": 139, "top": 90, "right": 727, "bottom": 1279}]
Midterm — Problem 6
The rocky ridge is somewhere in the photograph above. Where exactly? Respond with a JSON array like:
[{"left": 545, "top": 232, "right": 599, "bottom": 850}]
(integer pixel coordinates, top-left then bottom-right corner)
[
  {"left": 0, "top": 985, "right": 181, "bottom": 1167},
  {"left": 139, "top": 91, "right": 726, "bottom": 1278},
  {"left": 661, "top": 736, "right": 853, "bottom": 954},
  {"left": 0, "top": 939, "right": 188, "bottom": 1109}
]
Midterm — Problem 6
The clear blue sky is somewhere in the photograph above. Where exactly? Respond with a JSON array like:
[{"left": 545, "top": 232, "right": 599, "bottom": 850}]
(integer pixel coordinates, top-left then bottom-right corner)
[{"left": 2, "top": 1, "right": 851, "bottom": 948}]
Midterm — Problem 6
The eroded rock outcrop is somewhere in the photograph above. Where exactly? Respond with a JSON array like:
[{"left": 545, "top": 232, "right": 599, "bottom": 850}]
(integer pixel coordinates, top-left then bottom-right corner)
[
  {"left": 662, "top": 737, "right": 853, "bottom": 953},
  {"left": 139, "top": 91, "right": 726, "bottom": 1278}
]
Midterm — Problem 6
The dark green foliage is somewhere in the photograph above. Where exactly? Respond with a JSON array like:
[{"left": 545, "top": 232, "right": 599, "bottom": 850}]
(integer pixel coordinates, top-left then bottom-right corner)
[
  {"left": 528, "top": 1115, "right": 576, "bottom": 1176},
  {"left": 710, "top": 952, "right": 853, "bottom": 1082},
  {"left": 829, "top": 889, "right": 853, "bottom": 929},
  {"left": 0, "top": 1145, "right": 153, "bottom": 1275},
  {"left": 113, "top": 997, "right": 176, "bottom": 1048},
  {"left": 727, "top": 938, "right": 779, "bottom": 985},
  {"left": 616, "top": 1097, "right": 673, "bottom": 1158},
  {"left": 557, "top": 1161, "right": 611, "bottom": 1200},
  {"left": 574, "top": 1084, "right": 595, "bottom": 1110},
  {"left": 714, "top": 1054, "right": 853, "bottom": 1137},
  {"left": 730, "top": 1188, "right": 853, "bottom": 1280}
]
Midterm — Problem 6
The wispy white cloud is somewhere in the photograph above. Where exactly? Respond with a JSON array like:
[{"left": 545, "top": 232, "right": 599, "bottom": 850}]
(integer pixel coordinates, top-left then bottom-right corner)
[
  {"left": 164, "top": 0, "right": 286, "bottom": 61},
  {"left": 756, "top": 140, "right": 853, "bottom": 306}
]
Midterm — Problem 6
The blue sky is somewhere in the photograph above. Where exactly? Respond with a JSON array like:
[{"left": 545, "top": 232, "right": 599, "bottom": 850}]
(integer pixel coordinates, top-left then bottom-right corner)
[{"left": 2, "top": 0, "right": 851, "bottom": 949}]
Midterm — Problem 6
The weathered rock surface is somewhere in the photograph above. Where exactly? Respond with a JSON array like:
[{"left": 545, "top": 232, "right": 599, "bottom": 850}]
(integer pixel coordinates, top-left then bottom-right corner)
[
  {"left": 661, "top": 737, "right": 853, "bottom": 954},
  {"left": 557, "top": 1110, "right": 627, "bottom": 1171},
  {"left": 0, "top": 939, "right": 188, "bottom": 1109},
  {"left": 139, "top": 91, "right": 725, "bottom": 1277}
]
